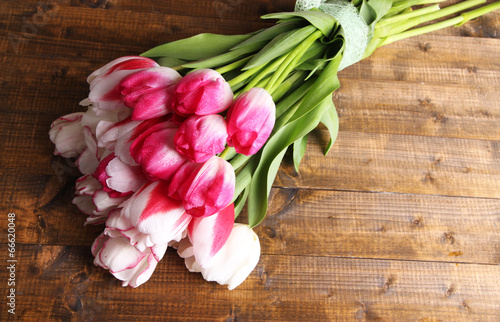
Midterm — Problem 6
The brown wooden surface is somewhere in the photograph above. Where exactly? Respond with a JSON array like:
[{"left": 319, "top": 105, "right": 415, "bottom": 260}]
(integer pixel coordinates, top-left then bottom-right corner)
[{"left": 1, "top": 0, "right": 499, "bottom": 320}]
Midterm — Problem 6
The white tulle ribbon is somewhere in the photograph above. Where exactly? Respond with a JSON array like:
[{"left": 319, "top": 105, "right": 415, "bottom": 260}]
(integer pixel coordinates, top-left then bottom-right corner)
[{"left": 295, "top": 0, "right": 369, "bottom": 71}]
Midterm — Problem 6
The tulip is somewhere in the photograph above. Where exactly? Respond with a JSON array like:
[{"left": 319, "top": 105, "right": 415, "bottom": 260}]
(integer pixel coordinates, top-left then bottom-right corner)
[
  {"left": 73, "top": 175, "right": 129, "bottom": 225},
  {"left": 92, "top": 232, "right": 167, "bottom": 288},
  {"left": 118, "top": 67, "right": 181, "bottom": 121},
  {"left": 174, "top": 114, "right": 228, "bottom": 163},
  {"left": 93, "top": 153, "right": 148, "bottom": 198},
  {"left": 76, "top": 126, "right": 111, "bottom": 175},
  {"left": 130, "top": 122, "right": 187, "bottom": 181},
  {"left": 185, "top": 203, "right": 235, "bottom": 268},
  {"left": 105, "top": 181, "right": 191, "bottom": 252},
  {"left": 171, "top": 69, "right": 233, "bottom": 116},
  {"left": 168, "top": 156, "right": 235, "bottom": 217},
  {"left": 179, "top": 223, "right": 260, "bottom": 290},
  {"left": 88, "top": 56, "right": 159, "bottom": 114},
  {"left": 49, "top": 112, "right": 86, "bottom": 158},
  {"left": 80, "top": 99, "right": 132, "bottom": 136},
  {"left": 226, "top": 87, "right": 275, "bottom": 156}
]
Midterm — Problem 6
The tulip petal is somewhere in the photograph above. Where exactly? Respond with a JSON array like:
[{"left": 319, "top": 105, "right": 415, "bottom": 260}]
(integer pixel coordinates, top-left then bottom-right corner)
[{"left": 188, "top": 203, "right": 235, "bottom": 268}]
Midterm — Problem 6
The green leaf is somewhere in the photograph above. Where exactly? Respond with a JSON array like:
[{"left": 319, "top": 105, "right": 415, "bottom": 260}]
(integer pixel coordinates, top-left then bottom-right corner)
[
  {"left": 288, "top": 51, "right": 342, "bottom": 124},
  {"left": 293, "top": 135, "right": 308, "bottom": 172},
  {"left": 234, "top": 187, "right": 250, "bottom": 219},
  {"left": 182, "top": 41, "right": 267, "bottom": 69},
  {"left": 246, "top": 94, "right": 334, "bottom": 228},
  {"left": 262, "top": 10, "right": 338, "bottom": 37},
  {"left": 141, "top": 33, "right": 251, "bottom": 60},
  {"left": 244, "top": 25, "right": 318, "bottom": 70},
  {"left": 156, "top": 57, "right": 186, "bottom": 68},
  {"left": 231, "top": 20, "right": 303, "bottom": 51},
  {"left": 320, "top": 102, "right": 339, "bottom": 155}
]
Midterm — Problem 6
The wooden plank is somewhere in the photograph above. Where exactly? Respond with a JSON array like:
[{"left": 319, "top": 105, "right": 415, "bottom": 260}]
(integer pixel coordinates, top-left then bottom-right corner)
[
  {"left": 1, "top": 1, "right": 273, "bottom": 58},
  {"left": 3, "top": 172, "right": 499, "bottom": 265},
  {"left": 1, "top": 245, "right": 498, "bottom": 321},
  {"left": 2, "top": 127, "right": 499, "bottom": 198},
  {"left": 275, "top": 130, "right": 500, "bottom": 198}
]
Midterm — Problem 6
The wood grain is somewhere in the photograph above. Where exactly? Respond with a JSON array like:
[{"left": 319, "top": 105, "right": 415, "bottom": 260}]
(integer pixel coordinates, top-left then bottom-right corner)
[
  {"left": 6, "top": 245, "right": 500, "bottom": 321},
  {"left": 0, "top": 0, "right": 499, "bottom": 320}
]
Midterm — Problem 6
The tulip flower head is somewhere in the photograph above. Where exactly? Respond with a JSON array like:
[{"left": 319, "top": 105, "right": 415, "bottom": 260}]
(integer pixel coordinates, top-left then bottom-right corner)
[
  {"left": 92, "top": 232, "right": 168, "bottom": 288},
  {"left": 179, "top": 223, "right": 260, "bottom": 290},
  {"left": 118, "top": 66, "right": 181, "bottom": 121},
  {"left": 226, "top": 87, "right": 276, "bottom": 156},
  {"left": 171, "top": 69, "right": 233, "bottom": 116},
  {"left": 174, "top": 114, "right": 228, "bottom": 163},
  {"left": 169, "top": 156, "right": 235, "bottom": 217},
  {"left": 49, "top": 112, "right": 86, "bottom": 158}
]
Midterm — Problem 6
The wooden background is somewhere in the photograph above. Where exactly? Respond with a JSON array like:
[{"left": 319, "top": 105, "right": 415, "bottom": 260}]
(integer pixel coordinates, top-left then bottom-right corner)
[{"left": 1, "top": 0, "right": 499, "bottom": 320}]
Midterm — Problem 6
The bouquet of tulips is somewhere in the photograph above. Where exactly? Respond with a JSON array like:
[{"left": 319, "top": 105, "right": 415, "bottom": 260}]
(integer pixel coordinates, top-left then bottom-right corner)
[{"left": 49, "top": 0, "right": 499, "bottom": 289}]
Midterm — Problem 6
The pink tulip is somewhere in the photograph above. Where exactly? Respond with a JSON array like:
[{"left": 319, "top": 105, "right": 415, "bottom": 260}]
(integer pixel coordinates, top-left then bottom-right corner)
[
  {"left": 226, "top": 87, "right": 275, "bottom": 156},
  {"left": 93, "top": 153, "right": 148, "bottom": 198},
  {"left": 130, "top": 122, "right": 187, "bottom": 181},
  {"left": 171, "top": 69, "right": 233, "bottom": 116},
  {"left": 168, "top": 156, "right": 235, "bottom": 218},
  {"left": 186, "top": 203, "right": 235, "bottom": 268},
  {"left": 178, "top": 223, "right": 260, "bottom": 290},
  {"left": 49, "top": 112, "right": 86, "bottom": 158},
  {"left": 105, "top": 181, "right": 191, "bottom": 252},
  {"left": 88, "top": 56, "right": 159, "bottom": 114},
  {"left": 174, "top": 114, "right": 228, "bottom": 163},
  {"left": 118, "top": 67, "right": 181, "bottom": 121},
  {"left": 92, "top": 232, "right": 167, "bottom": 287},
  {"left": 98, "top": 116, "right": 170, "bottom": 166}
]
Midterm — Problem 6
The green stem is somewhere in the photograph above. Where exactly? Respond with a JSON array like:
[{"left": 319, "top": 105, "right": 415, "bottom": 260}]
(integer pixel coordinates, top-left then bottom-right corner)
[
  {"left": 215, "top": 55, "right": 254, "bottom": 75},
  {"left": 227, "top": 64, "right": 263, "bottom": 89},
  {"left": 378, "top": 0, "right": 486, "bottom": 38},
  {"left": 265, "top": 30, "right": 323, "bottom": 94},
  {"left": 271, "top": 71, "right": 305, "bottom": 103},
  {"left": 376, "top": 4, "right": 441, "bottom": 29},
  {"left": 242, "top": 55, "right": 287, "bottom": 92},
  {"left": 387, "top": 0, "right": 446, "bottom": 17},
  {"left": 456, "top": 1, "right": 500, "bottom": 26},
  {"left": 219, "top": 146, "right": 235, "bottom": 160},
  {"left": 382, "top": 16, "right": 464, "bottom": 46}
]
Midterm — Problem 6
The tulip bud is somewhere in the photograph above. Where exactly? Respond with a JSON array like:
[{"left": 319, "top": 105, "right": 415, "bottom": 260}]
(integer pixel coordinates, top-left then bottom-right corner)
[
  {"left": 93, "top": 153, "right": 147, "bottom": 198},
  {"left": 169, "top": 156, "right": 235, "bottom": 218},
  {"left": 92, "top": 232, "right": 167, "bottom": 288},
  {"left": 171, "top": 69, "right": 233, "bottom": 116},
  {"left": 88, "top": 56, "right": 159, "bottom": 114},
  {"left": 226, "top": 87, "right": 275, "bottom": 156},
  {"left": 179, "top": 223, "right": 260, "bottom": 290},
  {"left": 49, "top": 112, "right": 86, "bottom": 158},
  {"left": 105, "top": 181, "right": 191, "bottom": 252},
  {"left": 129, "top": 122, "right": 187, "bottom": 181},
  {"left": 186, "top": 204, "right": 235, "bottom": 268},
  {"left": 174, "top": 114, "right": 228, "bottom": 163},
  {"left": 118, "top": 67, "right": 181, "bottom": 121}
]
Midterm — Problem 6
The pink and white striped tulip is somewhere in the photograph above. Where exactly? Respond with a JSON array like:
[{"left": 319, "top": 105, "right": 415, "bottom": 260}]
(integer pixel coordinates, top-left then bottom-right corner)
[
  {"left": 168, "top": 156, "right": 235, "bottom": 218},
  {"left": 174, "top": 114, "right": 228, "bottom": 163},
  {"left": 171, "top": 69, "right": 233, "bottom": 116},
  {"left": 105, "top": 181, "right": 191, "bottom": 252},
  {"left": 226, "top": 87, "right": 275, "bottom": 156},
  {"left": 179, "top": 223, "right": 260, "bottom": 290},
  {"left": 130, "top": 122, "right": 187, "bottom": 181},
  {"left": 49, "top": 112, "right": 86, "bottom": 158},
  {"left": 93, "top": 153, "right": 148, "bottom": 198},
  {"left": 186, "top": 203, "right": 235, "bottom": 268},
  {"left": 118, "top": 67, "right": 181, "bottom": 121},
  {"left": 92, "top": 232, "right": 167, "bottom": 288},
  {"left": 88, "top": 56, "right": 159, "bottom": 114},
  {"left": 76, "top": 126, "right": 111, "bottom": 175}
]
